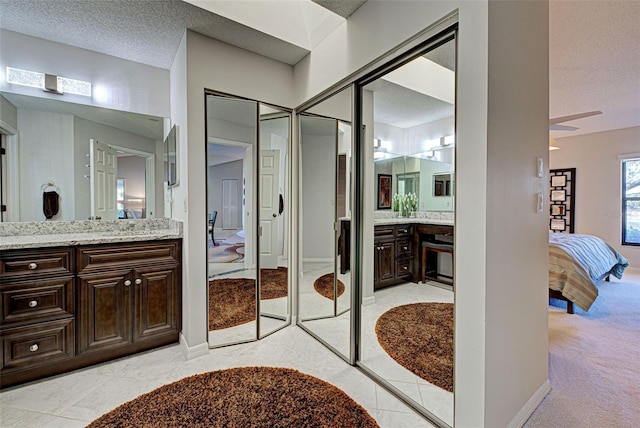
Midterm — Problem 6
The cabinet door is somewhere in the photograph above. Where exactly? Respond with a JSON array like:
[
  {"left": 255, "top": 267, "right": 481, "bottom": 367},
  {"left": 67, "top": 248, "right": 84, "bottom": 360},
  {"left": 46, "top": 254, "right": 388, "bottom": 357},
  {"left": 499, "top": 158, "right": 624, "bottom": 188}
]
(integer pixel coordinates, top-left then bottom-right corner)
[
  {"left": 375, "top": 240, "right": 396, "bottom": 290},
  {"left": 77, "top": 271, "right": 132, "bottom": 355},
  {"left": 133, "top": 265, "right": 180, "bottom": 342}
]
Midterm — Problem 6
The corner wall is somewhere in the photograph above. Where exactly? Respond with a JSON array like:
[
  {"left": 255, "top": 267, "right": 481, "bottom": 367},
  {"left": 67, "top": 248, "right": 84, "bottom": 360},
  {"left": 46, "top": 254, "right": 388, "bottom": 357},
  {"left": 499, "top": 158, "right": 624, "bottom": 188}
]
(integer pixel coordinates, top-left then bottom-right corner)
[
  {"left": 172, "top": 30, "right": 295, "bottom": 353},
  {"left": 294, "top": 1, "right": 550, "bottom": 425},
  {"left": 550, "top": 126, "right": 640, "bottom": 267}
]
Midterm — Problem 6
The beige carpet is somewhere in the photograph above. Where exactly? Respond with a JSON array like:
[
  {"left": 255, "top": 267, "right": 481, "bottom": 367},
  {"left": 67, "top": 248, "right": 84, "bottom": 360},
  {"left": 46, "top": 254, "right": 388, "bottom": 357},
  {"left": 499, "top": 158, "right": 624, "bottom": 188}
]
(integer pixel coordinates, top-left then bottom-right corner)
[
  {"left": 525, "top": 268, "right": 640, "bottom": 427},
  {"left": 88, "top": 367, "right": 379, "bottom": 427}
]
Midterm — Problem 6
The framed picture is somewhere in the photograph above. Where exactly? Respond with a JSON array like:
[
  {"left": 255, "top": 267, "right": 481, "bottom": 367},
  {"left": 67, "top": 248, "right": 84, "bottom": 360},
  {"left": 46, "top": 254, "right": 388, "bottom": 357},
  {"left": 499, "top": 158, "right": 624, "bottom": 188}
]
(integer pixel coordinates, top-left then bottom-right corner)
[
  {"left": 377, "top": 174, "right": 392, "bottom": 209},
  {"left": 551, "top": 190, "right": 566, "bottom": 201},
  {"left": 551, "top": 204, "right": 565, "bottom": 216},
  {"left": 551, "top": 175, "right": 567, "bottom": 187},
  {"left": 550, "top": 219, "right": 566, "bottom": 231}
]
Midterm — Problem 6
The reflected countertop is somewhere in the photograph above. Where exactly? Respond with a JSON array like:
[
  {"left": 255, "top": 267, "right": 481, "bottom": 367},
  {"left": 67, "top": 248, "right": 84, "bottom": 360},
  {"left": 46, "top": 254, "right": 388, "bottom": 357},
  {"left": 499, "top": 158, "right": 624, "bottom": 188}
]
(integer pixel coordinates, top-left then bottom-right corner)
[
  {"left": 0, "top": 219, "right": 182, "bottom": 250},
  {"left": 373, "top": 217, "right": 454, "bottom": 226}
]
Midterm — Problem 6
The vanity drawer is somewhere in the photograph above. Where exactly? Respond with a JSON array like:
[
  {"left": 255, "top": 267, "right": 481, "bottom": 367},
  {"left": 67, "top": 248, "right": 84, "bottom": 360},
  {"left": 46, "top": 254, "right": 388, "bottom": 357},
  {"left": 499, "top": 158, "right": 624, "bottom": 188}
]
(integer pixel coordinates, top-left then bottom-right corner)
[
  {"left": 1, "top": 248, "right": 73, "bottom": 280},
  {"left": 395, "top": 225, "right": 413, "bottom": 237},
  {"left": 396, "top": 258, "right": 413, "bottom": 278},
  {"left": 77, "top": 240, "right": 180, "bottom": 273},
  {"left": 396, "top": 238, "right": 412, "bottom": 257},
  {"left": 1, "top": 318, "right": 74, "bottom": 370},
  {"left": 374, "top": 226, "right": 395, "bottom": 238},
  {"left": 1, "top": 278, "right": 74, "bottom": 327}
]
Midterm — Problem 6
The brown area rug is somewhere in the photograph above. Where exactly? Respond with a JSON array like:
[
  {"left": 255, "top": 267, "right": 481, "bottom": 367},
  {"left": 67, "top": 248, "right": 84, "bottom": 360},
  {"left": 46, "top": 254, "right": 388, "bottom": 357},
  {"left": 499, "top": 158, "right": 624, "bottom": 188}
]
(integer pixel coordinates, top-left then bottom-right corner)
[
  {"left": 89, "top": 367, "right": 379, "bottom": 428},
  {"left": 209, "top": 267, "right": 288, "bottom": 331},
  {"left": 313, "top": 273, "right": 346, "bottom": 300},
  {"left": 375, "top": 302, "right": 453, "bottom": 392}
]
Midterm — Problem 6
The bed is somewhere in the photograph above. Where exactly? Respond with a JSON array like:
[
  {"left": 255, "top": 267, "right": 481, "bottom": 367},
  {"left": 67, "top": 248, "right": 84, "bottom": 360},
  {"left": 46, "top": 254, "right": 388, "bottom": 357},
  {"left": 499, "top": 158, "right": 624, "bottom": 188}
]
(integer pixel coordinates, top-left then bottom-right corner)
[{"left": 549, "top": 232, "right": 629, "bottom": 313}]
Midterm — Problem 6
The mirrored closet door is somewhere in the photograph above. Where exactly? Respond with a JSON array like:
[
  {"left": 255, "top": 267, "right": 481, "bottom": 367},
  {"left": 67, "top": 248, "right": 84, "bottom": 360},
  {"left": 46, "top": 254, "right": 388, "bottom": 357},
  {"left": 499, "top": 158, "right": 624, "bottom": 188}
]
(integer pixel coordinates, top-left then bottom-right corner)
[
  {"left": 206, "top": 93, "right": 291, "bottom": 347},
  {"left": 297, "top": 86, "right": 354, "bottom": 361},
  {"left": 356, "top": 32, "right": 457, "bottom": 427}
]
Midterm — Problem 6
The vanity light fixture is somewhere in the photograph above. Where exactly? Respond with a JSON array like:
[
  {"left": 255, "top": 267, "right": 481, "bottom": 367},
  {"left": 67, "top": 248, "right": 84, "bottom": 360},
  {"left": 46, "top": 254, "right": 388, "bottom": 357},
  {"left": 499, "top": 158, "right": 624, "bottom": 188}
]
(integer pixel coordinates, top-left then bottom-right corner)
[{"left": 6, "top": 66, "right": 91, "bottom": 97}]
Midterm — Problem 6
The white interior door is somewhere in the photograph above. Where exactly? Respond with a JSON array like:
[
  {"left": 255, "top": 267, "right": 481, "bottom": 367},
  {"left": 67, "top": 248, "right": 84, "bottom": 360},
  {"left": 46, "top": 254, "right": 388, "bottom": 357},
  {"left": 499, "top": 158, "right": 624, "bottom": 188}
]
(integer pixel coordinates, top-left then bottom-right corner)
[
  {"left": 90, "top": 139, "right": 117, "bottom": 220},
  {"left": 259, "top": 149, "right": 280, "bottom": 269},
  {"left": 222, "top": 178, "right": 238, "bottom": 229}
]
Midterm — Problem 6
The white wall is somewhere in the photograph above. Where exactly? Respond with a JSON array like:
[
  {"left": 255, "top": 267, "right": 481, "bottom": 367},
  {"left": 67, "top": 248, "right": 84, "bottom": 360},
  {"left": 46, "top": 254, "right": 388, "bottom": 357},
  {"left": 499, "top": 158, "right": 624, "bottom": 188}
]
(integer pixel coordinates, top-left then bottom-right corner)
[
  {"left": 0, "top": 94, "right": 18, "bottom": 129},
  {"left": 294, "top": 1, "right": 550, "bottom": 425},
  {"left": 550, "top": 126, "right": 640, "bottom": 268},
  {"left": 173, "top": 30, "right": 295, "bottom": 354},
  {"left": 0, "top": 30, "right": 169, "bottom": 118},
  {"left": 17, "top": 109, "right": 74, "bottom": 221},
  {"left": 300, "top": 131, "right": 336, "bottom": 260}
]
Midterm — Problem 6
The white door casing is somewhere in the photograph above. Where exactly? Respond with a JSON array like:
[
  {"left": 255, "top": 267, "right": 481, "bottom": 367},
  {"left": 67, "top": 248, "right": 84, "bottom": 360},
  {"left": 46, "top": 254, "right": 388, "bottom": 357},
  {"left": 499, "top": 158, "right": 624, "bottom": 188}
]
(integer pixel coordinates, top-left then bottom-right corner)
[
  {"left": 90, "top": 139, "right": 117, "bottom": 220},
  {"left": 259, "top": 149, "right": 280, "bottom": 269}
]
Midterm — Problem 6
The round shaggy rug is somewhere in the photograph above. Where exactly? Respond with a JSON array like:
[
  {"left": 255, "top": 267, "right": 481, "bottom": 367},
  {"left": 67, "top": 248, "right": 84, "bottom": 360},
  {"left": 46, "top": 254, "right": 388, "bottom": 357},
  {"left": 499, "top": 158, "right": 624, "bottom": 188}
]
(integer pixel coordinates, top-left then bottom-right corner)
[
  {"left": 313, "top": 273, "right": 346, "bottom": 300},
  {"left": 209, "top": 267, "right": 288, "bottom": 331},
  {"left": 375, "top": 302, "right": 453, "bottom": 392},
  {"left": 88, "top": 367, "right": 379, "bottom": 428}
]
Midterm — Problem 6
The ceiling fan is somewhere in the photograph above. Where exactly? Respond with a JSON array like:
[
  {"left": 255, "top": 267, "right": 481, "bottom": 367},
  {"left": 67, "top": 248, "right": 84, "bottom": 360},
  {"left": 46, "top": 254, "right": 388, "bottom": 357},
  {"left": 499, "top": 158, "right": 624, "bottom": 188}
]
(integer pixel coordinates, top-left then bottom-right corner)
[{"left": 549, "top": 111, "right": 602, "bottom": 131}]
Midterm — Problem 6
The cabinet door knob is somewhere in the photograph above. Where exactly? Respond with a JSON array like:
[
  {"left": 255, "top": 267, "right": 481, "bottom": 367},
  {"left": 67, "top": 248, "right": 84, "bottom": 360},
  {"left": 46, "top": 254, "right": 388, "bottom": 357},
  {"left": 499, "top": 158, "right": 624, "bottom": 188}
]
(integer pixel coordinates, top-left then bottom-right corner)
[
  {"left": 135, "top": 278, "right": 142, "bottom": 285},
  {"left": 28, "top": 262, "right": 38, "bottom": 270},
  {"left": 29, "top": 300, "right": 38, "bottom": 308},
  {"left": 30, "top": 344, "right": 39, "bottom": 352},
  {"left": 124, "top": 280, "right": 132, "bottom": 286},
  {"left": 403, "top": 246, "right": 408, "bottom": 251}
]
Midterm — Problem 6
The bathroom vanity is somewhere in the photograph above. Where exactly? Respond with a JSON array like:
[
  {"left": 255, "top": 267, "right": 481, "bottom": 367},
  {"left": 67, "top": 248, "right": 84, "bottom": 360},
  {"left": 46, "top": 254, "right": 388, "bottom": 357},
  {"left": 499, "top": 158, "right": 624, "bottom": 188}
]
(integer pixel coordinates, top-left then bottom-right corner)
[{"left": 0, "top": 219, "right": 182, "bottom": 388}]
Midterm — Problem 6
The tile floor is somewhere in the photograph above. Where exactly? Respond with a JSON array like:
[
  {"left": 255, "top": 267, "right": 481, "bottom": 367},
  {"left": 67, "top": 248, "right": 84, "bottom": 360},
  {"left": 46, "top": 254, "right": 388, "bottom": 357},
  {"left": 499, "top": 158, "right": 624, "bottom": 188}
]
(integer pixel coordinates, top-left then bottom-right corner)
[{"left": 0, "top": 326, "right": 435, "bottom": 428}]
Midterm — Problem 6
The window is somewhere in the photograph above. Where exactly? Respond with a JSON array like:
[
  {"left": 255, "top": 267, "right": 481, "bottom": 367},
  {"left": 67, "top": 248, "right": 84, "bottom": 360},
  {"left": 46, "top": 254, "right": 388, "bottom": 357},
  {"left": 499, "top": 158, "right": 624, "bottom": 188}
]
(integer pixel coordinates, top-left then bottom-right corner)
[{"left": 622, "top": 158, "right": 640, "bottom": 245}]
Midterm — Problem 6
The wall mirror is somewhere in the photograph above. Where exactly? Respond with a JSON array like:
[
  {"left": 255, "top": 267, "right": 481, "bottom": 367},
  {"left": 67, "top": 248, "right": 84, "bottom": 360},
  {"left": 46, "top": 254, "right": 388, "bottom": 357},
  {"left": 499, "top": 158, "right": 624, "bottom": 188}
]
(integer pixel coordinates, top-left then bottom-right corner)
[
  {"left": 297, "top": 85, "right": 354, "bottom": 361},
  {"left": 373, "top": 148, "right": 454, "bottom": 211},
  {"left": 206, "top": 92, "right": 291, "bottom": 347},
  {"left": 358, "top": 32, "right": 456, "bottom": 426},
  {"left": 0, "top": 92, "right": 170, "bottom": 222}
]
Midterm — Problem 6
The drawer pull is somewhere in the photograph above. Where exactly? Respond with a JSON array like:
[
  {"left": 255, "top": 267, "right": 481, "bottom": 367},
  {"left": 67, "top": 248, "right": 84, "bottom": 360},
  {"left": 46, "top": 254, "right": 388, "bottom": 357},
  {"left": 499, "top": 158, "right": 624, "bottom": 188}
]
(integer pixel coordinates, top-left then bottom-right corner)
[
  {"left": 124, "top": 280, "right": 132, "bottom": 286},
  {"left": 399, "top": 229, "right": 408, "bottom": 233},
  {"left": 135, "top": 278, "right": 142, "bottom": 285},
  {"left": 28, "top": 262, "right": 38, "bottom": 270},
  {"left": 30, "top": 344, "right": 39, "bottom": 352},
  {"left": 28, "top": 300, "right": 38, "bottom": 308}
]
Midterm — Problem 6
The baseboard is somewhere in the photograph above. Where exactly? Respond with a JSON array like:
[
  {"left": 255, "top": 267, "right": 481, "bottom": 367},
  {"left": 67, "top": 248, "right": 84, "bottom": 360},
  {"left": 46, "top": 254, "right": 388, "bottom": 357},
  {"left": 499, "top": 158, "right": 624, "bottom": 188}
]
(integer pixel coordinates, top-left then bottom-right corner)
[
  {"left": 179, "top": 333, "right": 209, "bottom": 360},
  {"left": 302, "top": 258, "right": 333, "bottom": 264},
  {"left": 508, "top": 379, "right": 551, "bottom": 428},
  {"left": 362, "top": 295, "right": 376, "bottom": 306}
]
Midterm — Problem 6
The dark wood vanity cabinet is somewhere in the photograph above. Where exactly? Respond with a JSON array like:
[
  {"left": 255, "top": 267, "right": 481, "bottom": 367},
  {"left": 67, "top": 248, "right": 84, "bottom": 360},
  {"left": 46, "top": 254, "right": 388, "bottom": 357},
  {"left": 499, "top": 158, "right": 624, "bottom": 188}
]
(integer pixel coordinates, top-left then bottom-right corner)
[
  {"left": 77, "top": 241, "right": 181, "bottom": 357},
  {"left": 0, "top": 248, "right": 76, "bottom": 386},
  {"left": 374, "top": 225, "right": 414, "bottom": 290},
  {"left": 0, "top": 239, "right": 181, "bottom": 388}
]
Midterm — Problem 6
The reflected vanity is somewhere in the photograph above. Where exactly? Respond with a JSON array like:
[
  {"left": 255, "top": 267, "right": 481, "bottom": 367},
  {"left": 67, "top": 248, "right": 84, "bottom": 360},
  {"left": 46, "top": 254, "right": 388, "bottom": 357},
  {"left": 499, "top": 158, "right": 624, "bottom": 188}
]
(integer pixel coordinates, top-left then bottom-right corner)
[
  {"left": 205, "top": 92, "right": 291, "bottom": 347},
  {"left": 296, "top": 30, "right": 457, "bottom": 428}
]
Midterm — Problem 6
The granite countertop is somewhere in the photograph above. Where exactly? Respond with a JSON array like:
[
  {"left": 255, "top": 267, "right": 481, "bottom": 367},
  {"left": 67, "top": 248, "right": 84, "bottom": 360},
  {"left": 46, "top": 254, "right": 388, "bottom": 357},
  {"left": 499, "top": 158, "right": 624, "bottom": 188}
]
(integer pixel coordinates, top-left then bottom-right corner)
[
  {"left": 0, "top": 219, "right": 182, "bottom": 250},
  {"left": 373, "top": 217, "right": 454, "bottom": 226}
]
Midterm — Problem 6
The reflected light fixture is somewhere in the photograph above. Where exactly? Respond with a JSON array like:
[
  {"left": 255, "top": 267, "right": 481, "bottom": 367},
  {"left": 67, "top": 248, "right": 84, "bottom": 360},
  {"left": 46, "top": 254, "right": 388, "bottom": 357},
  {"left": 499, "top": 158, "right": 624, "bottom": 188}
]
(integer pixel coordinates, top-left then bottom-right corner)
[
  {"left": 549, "top": 137, "right": 560, "bottom": 151},
  {"left": 6, "top": 66, "right": 91, "bottom": 97}
]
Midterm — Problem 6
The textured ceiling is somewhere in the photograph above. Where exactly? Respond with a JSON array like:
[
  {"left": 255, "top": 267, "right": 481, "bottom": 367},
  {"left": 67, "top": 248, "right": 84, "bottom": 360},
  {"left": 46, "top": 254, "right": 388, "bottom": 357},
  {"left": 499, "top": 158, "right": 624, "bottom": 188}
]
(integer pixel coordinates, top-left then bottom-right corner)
[
  {"left": 366, "top": 79, "right": 453, "bottom": 129},
  {"left": 0, "top": 0, "right": 310, "bottom": 68},
  {"left": 311, "top": 0, "right": 368, "bottom": 18},
  {"left": 549, "top": 0, "right": 640, "bottom": 138},
  {"left": 0, "top": 0, "right": 638, "bottom": 138}
]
